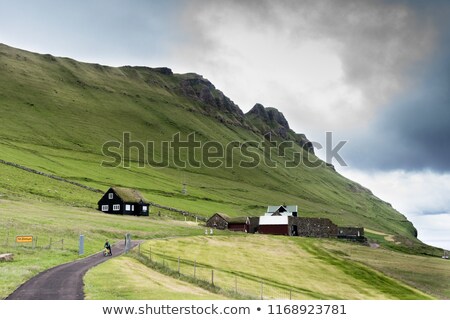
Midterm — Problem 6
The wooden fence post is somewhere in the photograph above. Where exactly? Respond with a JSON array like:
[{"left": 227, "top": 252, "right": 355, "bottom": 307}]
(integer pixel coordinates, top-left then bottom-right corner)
[
  {"left": 194, "top": 260, "right": 196, "bottom": 279},
  {"left": 260, "top": 282, "right": 263, "bottom": 300},
  {"left": 178, "top": 256, "right": 180, "bottom": 275},
  {"left": 211, "top": 269, "right": 214, "bottom": 286}
]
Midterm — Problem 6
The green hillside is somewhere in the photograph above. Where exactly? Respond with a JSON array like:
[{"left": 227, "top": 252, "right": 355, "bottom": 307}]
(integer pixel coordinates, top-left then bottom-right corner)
[
  {"left": 0, "top": 43, "right": 430, "bottom": 245},
  {"left": 1, "top": 43, "right": 448, "bottom": 300}
]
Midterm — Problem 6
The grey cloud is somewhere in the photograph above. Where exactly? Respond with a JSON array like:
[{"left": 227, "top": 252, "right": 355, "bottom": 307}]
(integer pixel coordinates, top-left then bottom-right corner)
[
  {"left": 183, "top": 0, "right": 450, "bottom": 172},
  {"left": 342, "top": 2, "right": 450, "bottom": 172},
  {"left": 185, "top": 0, "right": 435, "bottom": 113}
]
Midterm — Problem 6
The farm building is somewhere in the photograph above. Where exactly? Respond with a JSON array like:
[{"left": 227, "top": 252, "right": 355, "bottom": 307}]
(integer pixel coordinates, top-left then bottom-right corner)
[
  {"left": 259, "top": 216, "right": 293, "bottom": 236},
  {"left": 206, "top": 213, "right": 256, "bottom": 232},
  {"left": 266, "top": 205, "right": 298, "bottom": 216},
  {"left": 206, "top": 213, "right": 231, "bottom": 230},
  {"left": 227, "top": 217, "right": 248, "bottom": 232},
  {"left": 205, "top": 207, "right": 365, "bottom": 241},
  {"left": 98, "top": 187, "right": 150, "bottom": 216},
  {"left": 246, "top": 216, "right": 260, "bottom": 233}
]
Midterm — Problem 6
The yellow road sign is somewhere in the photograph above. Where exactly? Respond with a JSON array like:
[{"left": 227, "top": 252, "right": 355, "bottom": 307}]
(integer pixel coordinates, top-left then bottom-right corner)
[{"left": 16, "top": 236, "right": 33, "bottom": 243}]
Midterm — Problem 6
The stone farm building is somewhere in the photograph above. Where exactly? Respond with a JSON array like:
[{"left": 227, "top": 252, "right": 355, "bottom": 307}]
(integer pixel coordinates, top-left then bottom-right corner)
[
  {"left": 206, "top": 213, "right": 259, "bottom": 233},
  {"left": 98, "top": 187, "right": 150, "bottom": 216},
  {"left": 206, "top": 213, "right": 231, "bottom": 230},
  {"left": 207, "top": 205, "right": 365, "bottom": 241}
]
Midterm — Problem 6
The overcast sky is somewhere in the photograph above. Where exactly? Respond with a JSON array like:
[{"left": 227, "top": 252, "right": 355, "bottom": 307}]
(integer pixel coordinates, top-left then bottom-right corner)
[{"left": 1, "top": 0, "right": 449, "bottom": 249}]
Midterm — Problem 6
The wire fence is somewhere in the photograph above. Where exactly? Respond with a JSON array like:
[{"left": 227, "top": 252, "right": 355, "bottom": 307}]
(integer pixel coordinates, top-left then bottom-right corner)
[
  {"left": 135, "top": 244, "right": 300, "bottom": 300},
  {"left": 1, "top": 232, "right": 66, "bottom": 250}
]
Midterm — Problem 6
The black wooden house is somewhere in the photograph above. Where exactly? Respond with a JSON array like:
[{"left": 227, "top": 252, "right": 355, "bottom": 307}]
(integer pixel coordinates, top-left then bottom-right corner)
[{"left": 97, "top": 187, "right": 150, "bottom": 216}]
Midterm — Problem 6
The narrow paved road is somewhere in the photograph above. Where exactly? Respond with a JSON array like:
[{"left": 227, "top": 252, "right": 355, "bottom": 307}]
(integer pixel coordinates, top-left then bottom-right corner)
[{"left": 7, "top": 241, "right": 139, "bottom": 300}]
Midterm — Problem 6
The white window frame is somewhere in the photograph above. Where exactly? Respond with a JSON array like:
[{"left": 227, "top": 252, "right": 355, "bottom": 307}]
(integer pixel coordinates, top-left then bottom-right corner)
[
  {"left": 101, "top": 205, "right": 109, "bottom": 211},
  {"left": 108, "top": 193, "right": 114, "bottom": 199},
  {"left": 125, "top": 204, "right": 131, "bottom": 211},
  {"left": 142, "top": 205, "right": 148, "bottom": 212},
  {"left": 113, "top": 204, "right": 120, "bottom": 211}
]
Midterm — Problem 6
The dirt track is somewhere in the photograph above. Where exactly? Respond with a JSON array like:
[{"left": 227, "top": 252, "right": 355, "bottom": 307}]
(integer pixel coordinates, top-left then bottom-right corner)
[{"left": 6, "top": 241, "right": 138, "bottom": 300}]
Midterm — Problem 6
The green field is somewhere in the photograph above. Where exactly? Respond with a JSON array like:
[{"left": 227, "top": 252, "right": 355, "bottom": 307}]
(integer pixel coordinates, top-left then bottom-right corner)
[
  {"left": 84, "top": 233, "right": 450, "bottom": 299},
  {"left": 84, "top": 256, "right": 227, "bottom": 300},
  {"left": 2, "top": 196, "right": 447, "bottom": 300},
  {"left": 122, "top": 235, "right": 434, "bottom": 300}
]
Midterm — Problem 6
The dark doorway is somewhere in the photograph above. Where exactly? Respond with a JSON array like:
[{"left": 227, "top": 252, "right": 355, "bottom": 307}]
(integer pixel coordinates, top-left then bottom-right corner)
[{"left": 291, "top": 225, "right": 298, "bottom": 236}]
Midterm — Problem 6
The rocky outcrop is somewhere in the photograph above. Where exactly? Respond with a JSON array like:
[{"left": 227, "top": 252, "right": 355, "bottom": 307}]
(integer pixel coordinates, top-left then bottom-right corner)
[
  {"left": 246, "top": 103, "right": 314, "bottom": 153},
  {"left": 247, "top": 104, "right": 290, "bottom": 131},
  {"left": 153, "top": 67, "right": 173, "bottom": 75},
  {"left": 295, "top": 133, "right": 315, "bottom": 154},
  {"left": 177, "top": 74, "right": 244, "bottom": 119}
]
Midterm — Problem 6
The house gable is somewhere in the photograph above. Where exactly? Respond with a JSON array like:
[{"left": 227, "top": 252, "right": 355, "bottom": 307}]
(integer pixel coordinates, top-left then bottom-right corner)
[
  {"left": 206, "top": 213, "right": 231, "bottom": 229},
  {"left": 266, "top": 205, "right": 298, "bottom": 217}
]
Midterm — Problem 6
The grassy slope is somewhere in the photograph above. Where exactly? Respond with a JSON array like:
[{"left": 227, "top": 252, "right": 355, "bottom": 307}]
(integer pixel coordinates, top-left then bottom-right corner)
[
  {"left": 85, "top": 235, "right": 438, "bottom": 300},
  {"left": 84, "top": 256, "right": 227, "bottom": 300},
  {"left": 320, "top": 241, "right": 450, "bottom": 300},
  {"left": 2, "top": 195, "right": 446, "bottom": 300},
  {"left": 0, "top": 43, "right": 420, "bottom": 242}
]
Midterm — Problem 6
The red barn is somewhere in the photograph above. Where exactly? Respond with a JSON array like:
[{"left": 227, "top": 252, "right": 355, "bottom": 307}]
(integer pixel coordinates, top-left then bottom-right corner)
[
  {"left": 258, "top": 216, "right": 290, "bottom": 235},
  {"left": 227, "top": 217, "right": 248, "bottom": 232}
]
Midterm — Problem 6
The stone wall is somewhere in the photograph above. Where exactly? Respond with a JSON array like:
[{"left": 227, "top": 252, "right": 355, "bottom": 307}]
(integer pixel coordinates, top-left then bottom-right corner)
[
  {"left": 292, "top": 217, "right": 338, "bottom": 238},
  {"left": 337, "top": 227, "right": 364, "bottom": 238}
]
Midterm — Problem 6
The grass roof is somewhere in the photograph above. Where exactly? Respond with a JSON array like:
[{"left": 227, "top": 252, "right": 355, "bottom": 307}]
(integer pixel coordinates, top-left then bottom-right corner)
[
  {"left": 228, "top": 216, "right": 248, "bottom": 224},
  {"left": 111, "top": 187, "right": 149, "bottom": 203}
]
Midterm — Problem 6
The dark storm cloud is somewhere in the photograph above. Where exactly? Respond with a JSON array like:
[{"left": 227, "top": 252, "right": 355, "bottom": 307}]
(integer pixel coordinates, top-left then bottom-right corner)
[{"left": 344, "top": 1, "right": 450, "bottom": 172}]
